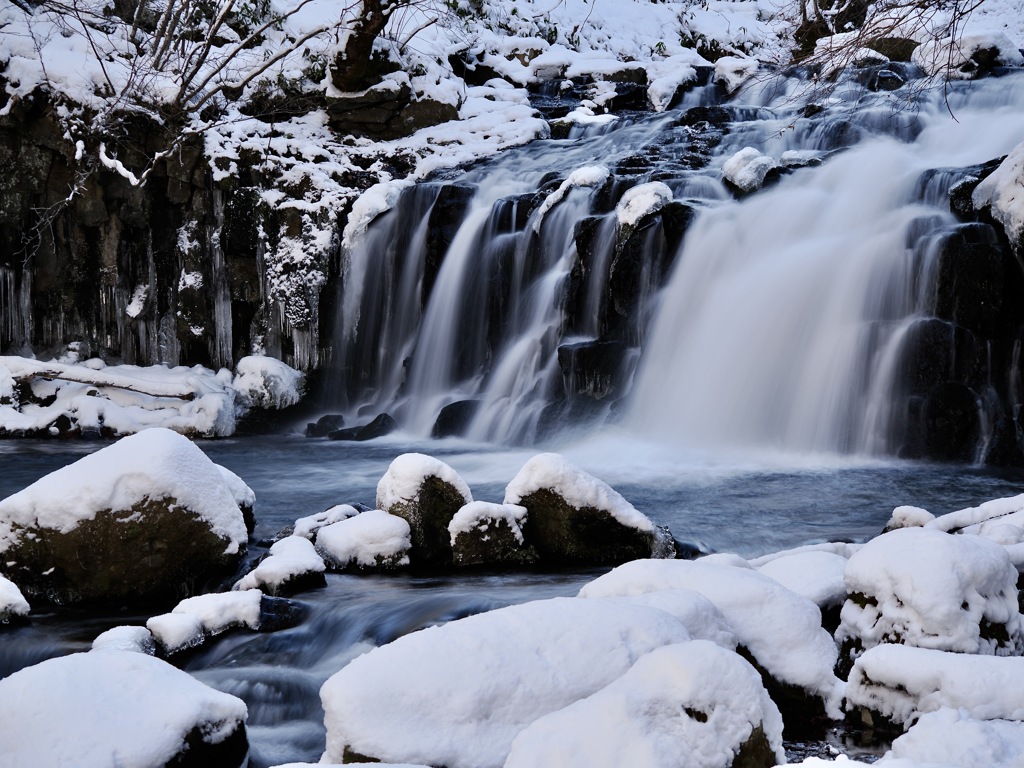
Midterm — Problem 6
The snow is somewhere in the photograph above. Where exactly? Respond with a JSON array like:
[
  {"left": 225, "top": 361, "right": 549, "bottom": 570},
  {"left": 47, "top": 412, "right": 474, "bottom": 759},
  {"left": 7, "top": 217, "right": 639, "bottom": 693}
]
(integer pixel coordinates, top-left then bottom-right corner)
[
  {"left": 315, "top": 509, "right": 412, "bottom": 570},
  {"left": 376, "top": 453, "right": 473, "bottom": 512},
  {"left": 578, "top": 559, "right": 844, "bottom": 717},
  {"left": 91, "top": 625, "right": 156, "bottom": 655},
  {"left": 320, "top": 596, "right": 696, "bottom": 767},
  {"left": 0, "top": 649, "right": 247, "bottom": 767},
  {"left": 0, "top": 573, "right": 30, "bottom": 621},
  {"left": 836, "top": 527, "right": 1023, "bottom": 657},
  {"left": 532, "top": 167, "right": 611, "bottom": 234},
  {"left": 217, "top": 464, "right": 256, "bottom": 512},
  {"left": 172, "top": 588, "right": 264, "bottom": 635},
  {"left": 888, "top": 708, "right": 1024, "bottom": 767},
  {"left": 293, "top": 504, "right": 360, "bottom": 540},
  {"left": 232, "top": 355, "right": 305, "bottom": 410},
  {"left": 847, "top": 643, "right": 1024, "bottom": 726},
  {"left": 0, "top": 428, "right": 247, "bottom": 556},
  {"left": 608, "top": 589, "right": 738, "bottom": 649},
  {"left": 234, "top": 535, "right": 325, "bottom": 592},
  {"left": 504, "top": 453, "right": 654, "bottom": 533},
  {"left": 714, "top": 56, "right": 760, "bottom": 94},
  {"left": 722, "top": 147, "right": 779, "bottom": 193},
  {"left": 616, "top": 182, "right": 674, "bottom": 228},
  {"left": 886, "top": 505, "right": 936, "bottom": 530},
  {"left": 506, "top": 640, "right": 784, "bottom": 768},
  {"left": 912, "top": 33, "right": 1024, "bottom": 78},
  {"left": 973, "top": 141, "right": 1024, "bottom": 256},
  {"left": 448, "top": 501, "right": 527, "bottom": 545}
]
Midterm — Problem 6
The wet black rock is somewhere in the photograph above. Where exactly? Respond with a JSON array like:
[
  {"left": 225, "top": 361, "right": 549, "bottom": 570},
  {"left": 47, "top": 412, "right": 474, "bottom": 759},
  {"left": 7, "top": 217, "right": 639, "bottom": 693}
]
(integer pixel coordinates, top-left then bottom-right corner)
[
  {"left": 306, "top": 414, "right": 345, "bottom": 437},
  {"left": 328, "top": 413, "right": 398, "bottom": 441}
]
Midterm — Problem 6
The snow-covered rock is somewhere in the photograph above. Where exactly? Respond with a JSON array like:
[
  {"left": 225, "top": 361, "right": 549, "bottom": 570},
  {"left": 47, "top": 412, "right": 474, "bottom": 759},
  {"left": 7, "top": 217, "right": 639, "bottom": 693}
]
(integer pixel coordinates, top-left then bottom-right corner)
[
  {"left": 504, "top": 453, "right": 673, "bottom": 566},
  {"left": 883, "top": 505, "right": 935, "bottom": 531},
  {"left": 91, "top": 625, "right": 156, "bottom": 654},
  {"left": 232, "top": 355, "right": 305, "bottom": 410},
  {"left": 293, "top": 504, "right": 361, "bottom": 540},
  {"left": 320, "top": 596, "right": 696, "bottom": 767},
  {"left": 147, "top": 611, "right": 207, "bottom": 656},
  {"left": 448, "top": 501, "right": 536, "bottom": 567},
  {"left": 579, "top": 559, "right": 844, "bottom": 720},
  {"left": 755, "top": 549, "right": 848, "bottom": 614},
  {"left": 217, "top": 464, "right": 257, "bottom": 534},
  {"left": 722, "top": 148, "right": 779, "bottom": 194},
  {"left": 0, "top": 650, "right": 248, "bottom": 767},
  {"left": 0, "top": 573, "right": 30, "bottom": 624},
  {"left": 714, "top": 56, "right": 759, "bottom": 94},
  {"left": 173, "top": 589, "right": 264, "bottom": 636},
  {"left": 835, "top": 527, "right": 1023, "bottom": 668},
  {"left": 376, "top": 454, "right": 472, "bottom": 566},
  {"left": 506, "top": 641, "right": 784, "bottom": 768},
  {"left": 234, "top": 535, "right": 326, "bottom": 595},
  {"left": 847, "top": 643, "right": 1024, "bottom": 727},
  {"left": 888, "top": 707, "right": 1024, "bottom": 767},
  {"left": 973, "top": 141, "right": 1024, "bottom": 259},
  {"left": 316, "top": 509, "right": 412, "bottom": 571},
  {"left": 912, "top": 33, "right": 1024, "bottom": 78},
  {"left": 616, "top": 182, "right": 674, "bottom": 228},
  {"left": 0, "top": 428, "right": 247, "bottom": 606}
]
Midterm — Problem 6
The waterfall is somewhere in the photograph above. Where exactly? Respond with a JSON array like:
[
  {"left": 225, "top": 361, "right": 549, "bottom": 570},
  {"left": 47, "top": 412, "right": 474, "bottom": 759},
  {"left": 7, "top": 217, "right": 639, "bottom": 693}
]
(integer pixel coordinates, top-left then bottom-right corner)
[{"left": 330, "top": 70, "right": 1024, "bottom": 459}]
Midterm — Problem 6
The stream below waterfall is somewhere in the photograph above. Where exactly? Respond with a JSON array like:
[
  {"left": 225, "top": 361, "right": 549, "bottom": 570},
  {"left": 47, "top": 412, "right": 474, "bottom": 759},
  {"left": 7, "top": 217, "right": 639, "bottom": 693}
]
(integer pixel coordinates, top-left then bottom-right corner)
[{"left": 4, "top": 66, "right": 1024, "bottom": 765}]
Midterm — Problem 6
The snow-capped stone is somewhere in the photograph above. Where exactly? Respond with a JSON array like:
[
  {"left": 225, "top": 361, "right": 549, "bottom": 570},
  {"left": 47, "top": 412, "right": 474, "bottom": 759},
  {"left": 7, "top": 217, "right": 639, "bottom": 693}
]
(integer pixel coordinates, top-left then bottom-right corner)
[
  {"left": 504, "top": 453, "right": 670, "bottom": 566},
  {"left": 835, "top": 527, "right": 1023, "bottom": 667},
  {"left": 448, "top": 501, "right": 536, "bottom": 567},
  {"left": 531, "top": 166, "right": 611, "bottom": 233},
  {"left": 505, "top": 641, "right": 785, "bottom": 768},
  {"left": 0, "top": 650, "right": 248, "bottom": 767},
  {"left": 91, "top": 625, "right": 156, "bottom": 655},
  {"left": 147, "top": 611, "right": 206, "bottom": 655},
  {"left": 376, "top": 454, "right": 472, "bottom": 566},
  {"left": 884, "top": 505, "right": 935, "bottom": 531},
  {"left": 232, "top": 355, "right": 304, "bottom": 410},
  {"left": 912, "top": 33, "right": 1024, "bottom": 78},
  {"left": 0, "top": 428, "right": 247, "bottom": 606},
  {"left": 973, "top": 141, "right": 1024, "bottom": 258},
  {"left": 316, "top": 510, "right": 412, "bottom": 571},
  {"left": 610, "top": 589, "right": 739, "bottom": 649},
  {"left": 722, "top": 148, "right": 779, "bottom": 194},
  {"left": 294, "top": 504, "right": 360, "bottom": 540},
  {"left": 0, "top": 573, "right": 30, "bottom": 623},
  {"left": 847, "top": 643, "right": 1024, "bottom": 727},
  {"left": 616, "top": 182, "right": 674, "bottom": 228},
  {"left": 578, "top": 559, "right": 844, "bottom": 720},
  {"left": 172, "top": 589, "right": 264, "bottom": 636},
  {"left": 233, "top": 535, "right": 326, "bottom": 595},
  {"left": 320, "top": 596, "right": 695, "bottom": 767},
  {"left": 889, "top": 708, "right": 1024, "bottom": 767},
  {"left": 756, "top": 550, "right": 848, "bottom": 611},
  {"left": 217, "top": 464, "right": 256, "bottom": 534},
  {"left": 714, "top": 56, "right": 759, "bottom": 94}
]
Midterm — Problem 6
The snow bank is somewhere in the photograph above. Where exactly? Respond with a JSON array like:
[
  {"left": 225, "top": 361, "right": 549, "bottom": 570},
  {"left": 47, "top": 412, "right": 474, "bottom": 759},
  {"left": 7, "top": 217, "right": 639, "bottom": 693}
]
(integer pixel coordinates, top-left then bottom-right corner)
[
  {"left": 320, "top": 596, "right": 695, "bottom": 767},
  {"left": 0, "top": 427, "right": 246, "bottom": 555},
  {"left": 0, "top": 650, "right": 247, "bottom": 767},
  {"left": 505, "top": 453, "right": 653, "bottom": 533},
  {"left": 973, "top": 142, "right": 1024, "bottom": 257},
  {"left": 232, "top": 355, "right": 304, "bottom": 410},
  {"left": 847, "top": 644, "right": 1024, "bottom": 726},
  {"left": 836, "top": 527, "right": 1023, "bottom": 657},
  {"left": 505, "top": 641, "right": 785, "bottom": 768},
  {"left": 0, "top": 574, "right": 30, "bottom": 622},
  {"left": 616, "top": 182, "right": 674, "bottom": 228},
  {"left": 376, "top": 454, "right": 473, "bottom": 512},
  {"left": 234, "top": 535, "right": 325, "bottom": 593},
  {"left": 315, "top": 510, "right": 412, "bottom": 570},
  {"left": 578, "top": 559, "right": 844, "bottom": 717}
]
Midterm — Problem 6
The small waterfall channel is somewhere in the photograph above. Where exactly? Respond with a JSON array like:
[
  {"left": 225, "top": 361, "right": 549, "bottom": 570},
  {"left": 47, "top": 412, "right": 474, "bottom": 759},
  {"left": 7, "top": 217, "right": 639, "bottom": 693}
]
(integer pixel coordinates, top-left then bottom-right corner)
[{"left": 329, "top": 68, "right": 1024, "bottom": 461}]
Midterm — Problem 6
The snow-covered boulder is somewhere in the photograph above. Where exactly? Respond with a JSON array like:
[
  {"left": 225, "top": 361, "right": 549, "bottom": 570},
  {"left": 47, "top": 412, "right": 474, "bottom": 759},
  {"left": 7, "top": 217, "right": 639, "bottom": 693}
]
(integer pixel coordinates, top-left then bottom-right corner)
[
  {"left": 504, "top": 453, "right": 674, "bottom": 566},
  {"left": 912, "top": 33, "right": 1024, "bottom": 79},
  {"left": 232, "top": 355, "right": 304, "bottom": 410},
  {"left": 883, "top": 505, "right": 935, "bottom": 531},
  {"left": 835, "top": 527, "right": 1023, "bottom": 672},
  {"left": 722, "top": 148, "right": 781, "bottom": 195},
  {"left": 376, "top": 454, "right": 472, "bottom": 566},
  {"left": 0, "top": 428, "right": 247, "bottom": 607},
  {"left": 234, "top": 535, "right": 326, "bottom": 596},
  {"left": 147, "top": 611, "right": 207, "bottom": 656},
  {"left": 714, "top": 56, "right": 759, "bottom": 95},
  {"left": 888, "top": 707, "right": 1024, "bottom": 767},
  {"left": 91, "top": 625, "right": 156, "bottom": 654},
  {"left": 579, "top": 559, "right": 844, "bottom": 722},
  {"left": 316, "top": 510, "right": 412, "bottom": 571},
  {"left": 847, "top": 643, "right": 1024, "bottom": 728},
  {"left": 973, "top": 141, "right": 1024, "bottom": 260},
  {"left": 319, "top": 596, "right": 696, "bottom": 767},
  {"left": 0, "top": 573, "right": 30, "bottom": 624},
  {"left": 755, "top": 549, "right": 849, "bottom": 631},
  {"left": 448, "top": 501, "right": 537, "bottom": 567},
  {"left": 293, "top": 504, "right": 361, "bottom": 540},
  {"left": 217, "top": 464, "right": 256, "bottom": 534},
  {"left": 505, "top": 641, "right": 784, "bottom": 768},
  {"left": 0, "top": 650, "right": 248, "bottom": 767}
]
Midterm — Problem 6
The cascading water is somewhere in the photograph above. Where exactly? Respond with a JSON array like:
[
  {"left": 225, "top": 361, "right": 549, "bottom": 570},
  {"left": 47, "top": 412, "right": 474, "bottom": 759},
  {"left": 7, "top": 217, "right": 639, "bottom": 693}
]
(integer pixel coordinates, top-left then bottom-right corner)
[{"left": 331, "top": 69, "right": 1024, "bottom": 460}]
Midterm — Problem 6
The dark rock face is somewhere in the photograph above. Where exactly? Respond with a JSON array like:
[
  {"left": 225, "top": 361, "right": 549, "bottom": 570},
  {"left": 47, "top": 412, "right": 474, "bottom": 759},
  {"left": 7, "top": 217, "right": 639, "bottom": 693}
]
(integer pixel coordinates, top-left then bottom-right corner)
[
  {"left": 326, "top": 81, "right": 459, "bottom": 140},
  {"left": 0, "top": 498, "right": 245, "bottom": 608},
  {"left": 306, "top": 413, "right": 346, "bottom": 437},
  {"left": 557, "top": 340, "right": 636, "bottom": 402},
  {"left": 450, "top": 506, "right": 539, "bottom": 568},
  {"left": 431, "top": 399, "right": 481, "bottom": 438},
  {"left": 515, "top": 488, "right": 659, "bottom": 566}
]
